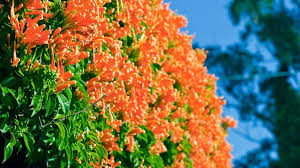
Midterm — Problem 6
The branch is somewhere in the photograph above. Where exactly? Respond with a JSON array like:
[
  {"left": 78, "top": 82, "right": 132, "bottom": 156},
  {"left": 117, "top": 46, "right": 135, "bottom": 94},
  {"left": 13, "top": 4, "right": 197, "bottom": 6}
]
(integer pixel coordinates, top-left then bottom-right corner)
[
  {"left": 64, "top": 94, "right": 107, "bottom": 118},
  {"left": 39, "top": 94, "right": 107, "bottom": 128}
]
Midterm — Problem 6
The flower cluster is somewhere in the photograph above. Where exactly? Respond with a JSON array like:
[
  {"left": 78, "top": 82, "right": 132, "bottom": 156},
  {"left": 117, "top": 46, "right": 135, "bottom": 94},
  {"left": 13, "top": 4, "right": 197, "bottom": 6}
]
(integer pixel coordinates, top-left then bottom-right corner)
[{"left": 5, "top": 0, "right": 236, "bottom": 167}]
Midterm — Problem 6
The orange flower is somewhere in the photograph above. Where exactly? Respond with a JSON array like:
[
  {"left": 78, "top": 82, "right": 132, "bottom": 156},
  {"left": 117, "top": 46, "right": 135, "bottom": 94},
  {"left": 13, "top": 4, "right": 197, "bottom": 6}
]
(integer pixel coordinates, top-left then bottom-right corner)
[
  {"left": 124, "top": 127, "right": 145, "bottom": 152},
  {"left": 126, "top": 135, "right": 135, "bottom": 152},
  {"left": 51, "top": 27, "right": 61, "bottom": 38},
  {"left": 222, "top": 116, "right": 237, "bottom": 128},
  {"left": 97, "top": 129, "right": 119, "bottom": 152},
  {"left": 11, "top": 41, "right": 20, "bottom": 66},
  {"left": 107, "top": 120, "right": 122, "bottom": 133},
  {"left": 55, "top": 80, "right": 76, "bottom": 93},
  {"left": 31, "top": 61, "right": 40, "bottom": 69},
  {"left": 26, "top": 59, "right": 31, "bottom": 69},
  {"left": 50, "top": 48, "right": 56, "bottom": 70},
  {"left": 98, "top": 154, "right": 121, "bottom": 168}
]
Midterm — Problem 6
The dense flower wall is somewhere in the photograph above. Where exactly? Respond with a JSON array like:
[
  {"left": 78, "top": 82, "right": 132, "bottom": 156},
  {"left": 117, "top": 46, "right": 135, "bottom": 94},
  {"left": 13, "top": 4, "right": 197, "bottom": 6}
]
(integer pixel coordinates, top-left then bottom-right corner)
[{"left": 0, "top": 0, "right": 236, "bottom": 167}]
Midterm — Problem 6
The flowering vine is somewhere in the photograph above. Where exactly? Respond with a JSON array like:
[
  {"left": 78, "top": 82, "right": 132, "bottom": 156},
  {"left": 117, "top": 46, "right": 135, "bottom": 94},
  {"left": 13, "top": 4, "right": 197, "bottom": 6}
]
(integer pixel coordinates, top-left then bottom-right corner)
[{"left": 0, "top": 0, "right": 236, "bottom": 167}]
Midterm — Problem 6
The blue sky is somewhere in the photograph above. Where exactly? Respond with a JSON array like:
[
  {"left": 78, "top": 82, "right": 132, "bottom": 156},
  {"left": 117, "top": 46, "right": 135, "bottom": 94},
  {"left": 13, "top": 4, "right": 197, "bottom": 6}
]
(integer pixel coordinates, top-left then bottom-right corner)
[
  {"left": 167, "top": 0, "right": 275, "bottom": 161},
  {"left": 166, "top": 0, "right": 240, "bottom": 47}
]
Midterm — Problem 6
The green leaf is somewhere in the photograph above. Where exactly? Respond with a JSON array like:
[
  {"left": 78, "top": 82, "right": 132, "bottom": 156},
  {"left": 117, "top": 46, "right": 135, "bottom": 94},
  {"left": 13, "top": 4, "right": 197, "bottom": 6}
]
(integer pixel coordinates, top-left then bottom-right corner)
[
  {"left": 2, "top": 138, "right": 16, "bottom": 163},
  {"left": 77, "top": 143, "right": 88, "bottom": 161},
  {"left": 54, "top": 113, "right": 65, "bottom": 120},
  {"left": 75, "top": 79, "right": 88, "bottom": 98},
  {"left": 86, "top": 134, "right": 99, "bottom": 142},
  {"left": 46, "top": 96, "right": 57, "bottom": 117},
  {"left": 168, "top": 41, "right": 176, "bottom": 49},
  {"left": 0, "top": 124, "right": 10, "bottom": 133},
  {"left": 1, "top": 77, "right": 17, "bottom": 87},
  {"left": 64, "top": 88, "right": 72, "bottom": 100},
  {"left": 125, "top": 36, "right": 134, "bottom": 47},
  {"left": 145, "top": 155, "right": 164, "bottom": 168},
  {"left": 160, "top": 137, "right": 178, "bottom": 166},
  {"left": 209, "top": 107, "right": 215, "bottom": 115},
  {"left": 128, "top": 48, "right": 141, "bottom": 66},
  {"left": 31, "top": 93, "right": 43, "bottom": 116},
  {"left": 60, "top": 159, "right": 67, "bottom": 168},
  {"left": 15, "top": 141, "right": 23, "bottom": 153},
  {"left": 135, "top": 126, "right": 156, "bottom": 150},
  {"left": 181, "top": 136, "right": 192, "bottom": 156},
  {"left": 136, "top": 33, "right": 143, "bottom": 42},
  {"left": 0, "top": 86, "right": 14, "bottom": 96},
  {"left": 0, "top": 112, "right": 9, "bottom": 133},
  {"left": 206, "top": 84, "right": 213, "bottom": 92},
  {"left": 1, "top": 95, "right": 12, "bottom": 109},
  {"left": 141, "top": 21, "right": 149, "bottom": 29},
  {"left": 184, "top": 157, "right": 193, "bottom": 168},
  {"left": 95, "top": 145, "right": 107, "bottom": 160},
  {"left": 152, "top": 63, "right": 161, "bottom": 71},
  {"left": 16, "top": 87, "right": 24, "bottom": 104},
  {"left": 183, "top": 104, "right": 192, "bottom": 114},
  {"left": 17, "top": 68, "right": 24, "bottom": 76},
  {"left": 65, "top": 144, "right": 72, "bottom": 167},
  {"left": 149, "top": 87, "right": 154, "bottom": 95},
  {"left": 0, "top": 85, "right": 17, "bottom": 105},
  {"left": 56, "top": 122, "right": 66, "bottom": 140},
  {"left": 57, "top": 93, "right": 70, "bottom": 114},
  {"left": 23, "top": 132, "right": 35, "bottom": 152},
  {"left": 44, "top": 49, "right": 51, "bottom": 61},
  {"left": 151, "top": 63, "right": 161, "bottom": 77},
  {"left": 173, "top": 80, "right": 183, "bottom": 92}
]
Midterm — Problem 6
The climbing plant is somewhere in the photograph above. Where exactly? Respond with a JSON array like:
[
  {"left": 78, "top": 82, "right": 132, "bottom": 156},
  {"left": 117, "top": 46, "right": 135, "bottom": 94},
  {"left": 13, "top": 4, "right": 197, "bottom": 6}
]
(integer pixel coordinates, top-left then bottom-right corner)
[{"left": 0, "top": 0, "right": 236, "bottom": 167}]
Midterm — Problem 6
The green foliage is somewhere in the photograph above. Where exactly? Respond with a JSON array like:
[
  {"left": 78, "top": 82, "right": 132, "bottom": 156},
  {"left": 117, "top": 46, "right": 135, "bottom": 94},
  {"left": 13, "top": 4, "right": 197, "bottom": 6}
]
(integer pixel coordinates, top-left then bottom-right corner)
[
  {"left": 3, "top": 138, "right": 16, "bottom": 164},
  {"left": 181, "top": 136, "right": 192, "bottom": 156},
  {"left": 0, "top": 5, "right": 95, "bottom": 163},
  {"left": 183, "top": 104, "right": 192, "bottom": 114},
  {"left": 113, "top": 126, "right": 159, "bottom": 168},
  {"left": 160, "top": 137, "right": 178, "bottom": 166},
  {"left": 151, "top": 63, "right": 161, "bottom": 77},
  {"left": 173, "top": 80, "right": 183, "bottom": 92}
]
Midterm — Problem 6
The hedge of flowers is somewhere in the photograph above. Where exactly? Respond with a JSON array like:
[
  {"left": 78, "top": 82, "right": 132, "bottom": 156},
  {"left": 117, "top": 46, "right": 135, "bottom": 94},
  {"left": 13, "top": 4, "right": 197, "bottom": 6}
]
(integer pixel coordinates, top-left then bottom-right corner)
[{"left": 0, "top": 0, "right": 236, "bottom": 167}]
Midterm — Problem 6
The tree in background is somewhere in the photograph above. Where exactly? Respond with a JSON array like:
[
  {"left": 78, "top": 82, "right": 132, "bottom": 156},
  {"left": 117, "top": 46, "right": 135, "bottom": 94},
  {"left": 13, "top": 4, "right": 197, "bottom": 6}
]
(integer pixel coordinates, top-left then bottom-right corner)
[{"left": 198, "top": 0, "right": 300, "bottom": 167}]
